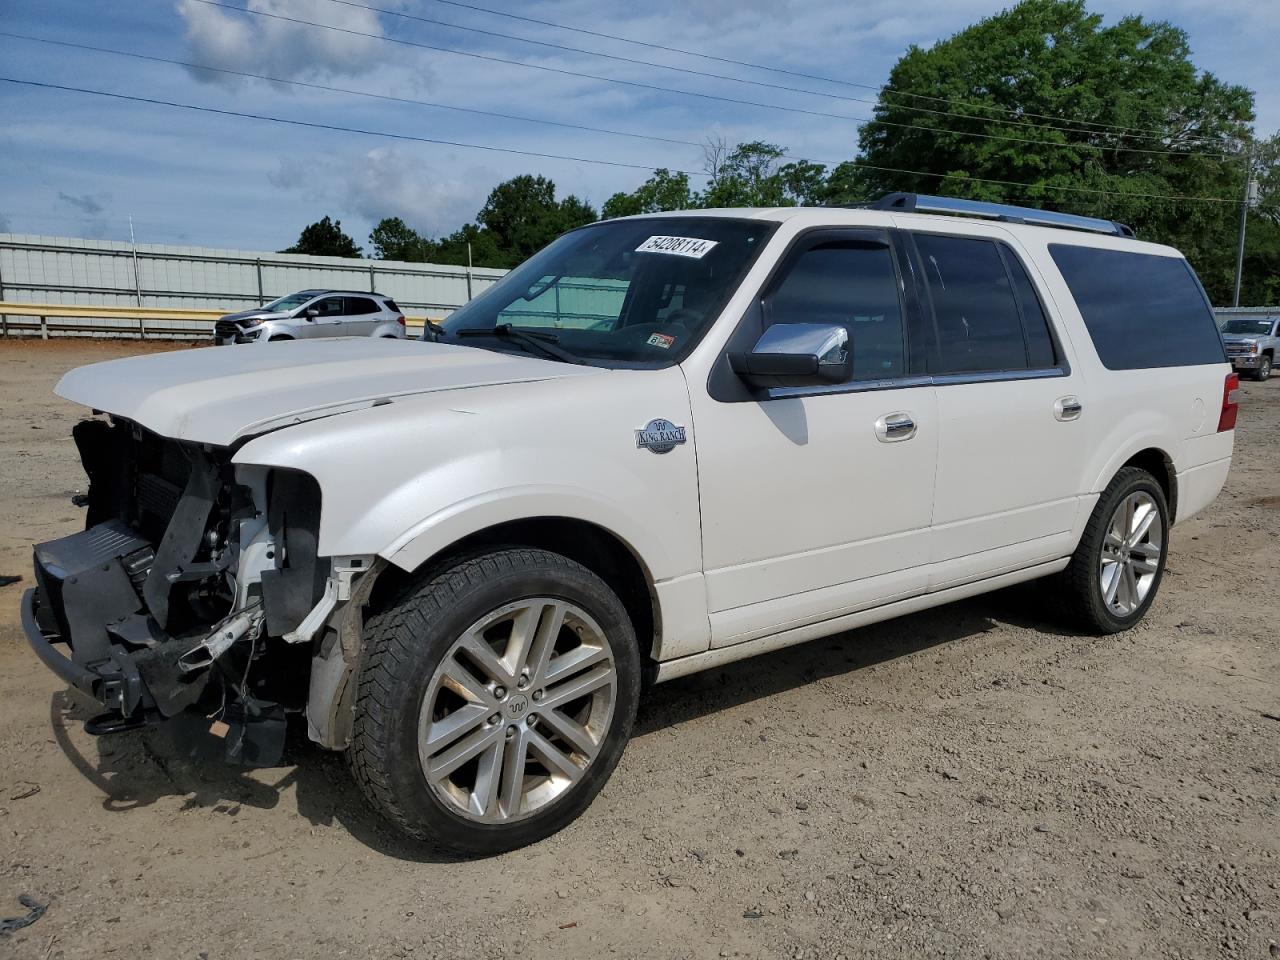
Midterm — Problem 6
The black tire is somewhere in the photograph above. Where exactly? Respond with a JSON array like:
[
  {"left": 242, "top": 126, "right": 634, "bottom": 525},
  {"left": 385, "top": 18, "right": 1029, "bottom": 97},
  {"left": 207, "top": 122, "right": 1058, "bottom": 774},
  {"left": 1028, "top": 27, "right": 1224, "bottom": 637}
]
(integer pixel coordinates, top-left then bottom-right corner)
[
  {"left": 349, "top": 547, "right": 640, "bottom": 855},
  {"left": 1253, "top": 355, "right": 1272, "bottom": 381},
  {"left": 1055, "top": 466, "right": 1169, "bottom": 634}
]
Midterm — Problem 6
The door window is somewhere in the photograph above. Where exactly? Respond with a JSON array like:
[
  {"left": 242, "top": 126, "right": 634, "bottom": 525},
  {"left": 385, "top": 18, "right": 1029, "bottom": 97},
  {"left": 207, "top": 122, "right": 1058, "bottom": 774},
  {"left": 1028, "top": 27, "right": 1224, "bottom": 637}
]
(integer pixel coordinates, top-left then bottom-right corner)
[
  {"left": 311, "top": 296, "right": 345, "bottom": 318},
  {"left": 344, "top": 297, "right": 380, "bottom": 315},
  {"left": 1000, "top": 247, "right": 1057, "bottom": 368},
  {"left": 914, "top": 234, "right": 1029, "bottom": 374},
  {"left": 767, "top": 240, "right": 906, "bottom": 380}
]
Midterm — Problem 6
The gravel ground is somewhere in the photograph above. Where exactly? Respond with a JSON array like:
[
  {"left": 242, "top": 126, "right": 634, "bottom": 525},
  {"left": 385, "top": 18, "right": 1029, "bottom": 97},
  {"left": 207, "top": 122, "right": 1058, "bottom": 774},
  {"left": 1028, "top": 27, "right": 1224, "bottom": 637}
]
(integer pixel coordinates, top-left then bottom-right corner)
[{"left": 0, "top": 338, "right": 1277, "bottom": 960}]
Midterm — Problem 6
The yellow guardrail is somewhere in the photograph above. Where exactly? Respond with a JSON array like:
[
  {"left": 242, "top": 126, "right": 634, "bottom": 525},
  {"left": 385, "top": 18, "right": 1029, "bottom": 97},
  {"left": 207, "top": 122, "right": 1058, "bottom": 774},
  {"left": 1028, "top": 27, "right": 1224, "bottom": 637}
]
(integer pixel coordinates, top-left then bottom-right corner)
[{"left": 0, "top": 302, "right": 438, "bottom": 339}]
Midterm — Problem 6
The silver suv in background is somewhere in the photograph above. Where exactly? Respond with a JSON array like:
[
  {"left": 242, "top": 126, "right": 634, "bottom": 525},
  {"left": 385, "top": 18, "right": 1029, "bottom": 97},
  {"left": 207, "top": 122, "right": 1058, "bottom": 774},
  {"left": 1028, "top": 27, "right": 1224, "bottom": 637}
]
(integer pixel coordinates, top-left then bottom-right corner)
[
  {"left": 214, "top": 289, "right": 407, "bottom": 344},
  {"left": 1219, "top": 315, "right": 1278, "bottom": 380}
]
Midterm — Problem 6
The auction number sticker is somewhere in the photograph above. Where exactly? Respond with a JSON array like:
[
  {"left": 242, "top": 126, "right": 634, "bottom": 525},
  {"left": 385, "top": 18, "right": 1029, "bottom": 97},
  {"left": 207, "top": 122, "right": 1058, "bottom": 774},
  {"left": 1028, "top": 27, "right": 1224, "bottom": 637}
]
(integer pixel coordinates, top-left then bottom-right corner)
[
  {"left": 646, "top": 332, "right": 676, "bottom": 349},
  {"left": 636, "top": 235, "right": 719, "bottom": 259}
]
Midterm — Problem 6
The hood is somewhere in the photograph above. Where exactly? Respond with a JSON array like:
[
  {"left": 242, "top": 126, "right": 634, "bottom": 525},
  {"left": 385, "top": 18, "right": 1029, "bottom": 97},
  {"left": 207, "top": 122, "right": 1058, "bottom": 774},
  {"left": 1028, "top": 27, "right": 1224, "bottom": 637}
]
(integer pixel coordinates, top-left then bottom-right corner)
[
  {"left": 1220, "top": 334, "right": 1258, "bottom": 344},
  {"left": 221, "top": 308, "right": 291, "bottom": 322},
  {"left": 55, "top": 338, "right": 603, "bottom": 445}
]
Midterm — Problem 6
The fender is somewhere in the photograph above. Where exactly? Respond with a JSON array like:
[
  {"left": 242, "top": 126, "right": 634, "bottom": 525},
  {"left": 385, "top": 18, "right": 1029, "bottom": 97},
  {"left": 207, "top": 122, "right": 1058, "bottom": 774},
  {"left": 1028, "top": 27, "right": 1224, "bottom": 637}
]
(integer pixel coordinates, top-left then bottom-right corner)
[
  {"left": 1085, "top": 412, "right": 1178, "bottom": 497},
  {"left": 231, "top": 369, "right": 703, "bottom": 583},
  {"left": 384, "top": 484, "right": 676, "bottom": 576}
]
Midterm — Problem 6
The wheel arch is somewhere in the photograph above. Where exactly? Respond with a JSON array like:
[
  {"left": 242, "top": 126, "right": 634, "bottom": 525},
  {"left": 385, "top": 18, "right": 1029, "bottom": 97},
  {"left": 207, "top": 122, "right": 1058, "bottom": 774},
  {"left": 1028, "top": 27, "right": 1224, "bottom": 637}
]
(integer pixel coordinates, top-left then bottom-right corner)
[
  {"left": 370, "top": 516, "right": 661, "bottom": 666},
  {"left": 1116, "top": 447, "right": 1178, "bottom": 523}
]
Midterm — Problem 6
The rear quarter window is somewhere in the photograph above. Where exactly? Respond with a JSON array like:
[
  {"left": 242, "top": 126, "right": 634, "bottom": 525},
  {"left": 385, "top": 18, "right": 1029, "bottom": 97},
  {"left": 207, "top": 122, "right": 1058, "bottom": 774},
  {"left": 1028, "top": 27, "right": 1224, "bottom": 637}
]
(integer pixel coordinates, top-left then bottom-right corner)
[{"left": 1049, "top": 245, "right": 1226, "bottom": 369}]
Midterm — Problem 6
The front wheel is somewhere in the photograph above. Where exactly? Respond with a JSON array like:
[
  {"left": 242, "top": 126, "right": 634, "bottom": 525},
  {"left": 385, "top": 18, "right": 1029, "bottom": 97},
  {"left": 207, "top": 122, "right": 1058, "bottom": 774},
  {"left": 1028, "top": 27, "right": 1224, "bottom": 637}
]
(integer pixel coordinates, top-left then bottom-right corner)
[
  {"left": 349, "top": 548, "right": 640, "bottom": 855},
  {"left": 1056, "top": 467, "right": 1169, "bottom": 633},
  {"left": 1252, "top": 355, "right": 1272, "bottom": 381}
]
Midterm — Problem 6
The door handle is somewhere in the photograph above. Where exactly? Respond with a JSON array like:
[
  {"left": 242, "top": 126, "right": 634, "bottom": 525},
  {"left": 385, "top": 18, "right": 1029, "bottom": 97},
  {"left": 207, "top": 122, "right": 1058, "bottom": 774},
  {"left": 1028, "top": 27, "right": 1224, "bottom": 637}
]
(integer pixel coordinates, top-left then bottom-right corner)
[
  {"left": 1054, "top": 396, "right": 1083, "bottom": 421},
  {"left": 875, "top": 412, "right": 916, "bottom": 442}
]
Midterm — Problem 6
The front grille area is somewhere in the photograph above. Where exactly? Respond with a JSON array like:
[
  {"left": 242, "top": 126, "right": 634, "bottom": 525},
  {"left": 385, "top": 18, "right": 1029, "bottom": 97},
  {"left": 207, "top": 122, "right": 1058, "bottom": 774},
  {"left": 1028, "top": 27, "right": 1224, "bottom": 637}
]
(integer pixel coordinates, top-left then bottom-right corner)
[{"left": 214, "top": 319, "right": 240, "bottom": 338}]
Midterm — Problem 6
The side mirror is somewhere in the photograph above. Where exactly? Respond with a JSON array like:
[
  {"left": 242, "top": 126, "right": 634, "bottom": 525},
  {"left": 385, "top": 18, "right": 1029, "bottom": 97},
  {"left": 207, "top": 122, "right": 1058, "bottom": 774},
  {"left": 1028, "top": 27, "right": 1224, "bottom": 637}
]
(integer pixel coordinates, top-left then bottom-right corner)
[
  {"left": 728, "top": 322, "right": 851, "bottom": 389},
  {"left": 304, "top": 308, "right": 319, "bottom": 320}
]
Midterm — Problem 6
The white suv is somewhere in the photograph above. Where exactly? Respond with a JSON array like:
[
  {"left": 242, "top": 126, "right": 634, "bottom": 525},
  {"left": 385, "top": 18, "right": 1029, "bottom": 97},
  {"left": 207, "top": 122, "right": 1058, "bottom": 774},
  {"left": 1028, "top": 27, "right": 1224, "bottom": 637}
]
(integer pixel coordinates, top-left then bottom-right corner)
[{"left": 22, "top": 194, "right": 1236, "bottom": 855}]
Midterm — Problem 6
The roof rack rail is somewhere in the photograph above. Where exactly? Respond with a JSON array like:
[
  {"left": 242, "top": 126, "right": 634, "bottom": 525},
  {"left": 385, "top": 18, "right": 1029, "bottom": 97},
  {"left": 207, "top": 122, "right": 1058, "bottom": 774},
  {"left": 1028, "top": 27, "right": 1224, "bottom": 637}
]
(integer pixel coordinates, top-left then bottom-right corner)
[{"left": 868, "top": 192, "right": 1135, "bottom": 238}]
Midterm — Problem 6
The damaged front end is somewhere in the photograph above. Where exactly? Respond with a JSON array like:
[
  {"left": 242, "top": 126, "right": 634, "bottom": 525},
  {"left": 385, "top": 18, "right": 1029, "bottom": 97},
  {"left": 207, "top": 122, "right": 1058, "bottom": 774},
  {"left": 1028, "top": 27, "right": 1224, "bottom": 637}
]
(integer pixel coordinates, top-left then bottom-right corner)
[{"left": 21, "top": 416, "right": 371, "bottom": 765}]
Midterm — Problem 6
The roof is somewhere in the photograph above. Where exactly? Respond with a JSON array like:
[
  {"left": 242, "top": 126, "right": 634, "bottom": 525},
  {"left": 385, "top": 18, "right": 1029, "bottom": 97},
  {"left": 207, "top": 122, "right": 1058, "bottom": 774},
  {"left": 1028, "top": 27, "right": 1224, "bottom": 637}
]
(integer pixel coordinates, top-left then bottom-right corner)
[{"left": 609, "top": 204, "right": 1177, "bottom": 256}]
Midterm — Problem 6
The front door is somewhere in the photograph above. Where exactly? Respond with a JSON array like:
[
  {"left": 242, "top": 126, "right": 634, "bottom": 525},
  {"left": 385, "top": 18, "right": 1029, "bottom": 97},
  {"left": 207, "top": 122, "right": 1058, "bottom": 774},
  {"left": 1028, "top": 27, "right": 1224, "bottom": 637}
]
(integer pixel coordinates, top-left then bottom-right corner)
[
  {"left": 692, "top": 229, "right": 938, "bottom": 649},
  {"left": 308, "top": 295, "right": 347, "bottom": 337}
]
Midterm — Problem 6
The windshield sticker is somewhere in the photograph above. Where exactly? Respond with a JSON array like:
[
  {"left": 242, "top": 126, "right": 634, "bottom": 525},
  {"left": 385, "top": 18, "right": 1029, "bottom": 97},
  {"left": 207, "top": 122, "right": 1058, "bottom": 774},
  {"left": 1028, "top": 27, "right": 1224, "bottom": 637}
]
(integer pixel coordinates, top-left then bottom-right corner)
[
  {"left": 646, "top": 332, "right": 676, "bottom": 349},
  {"left": 636, "top": 235, "right": 719, "bottom": 259}
]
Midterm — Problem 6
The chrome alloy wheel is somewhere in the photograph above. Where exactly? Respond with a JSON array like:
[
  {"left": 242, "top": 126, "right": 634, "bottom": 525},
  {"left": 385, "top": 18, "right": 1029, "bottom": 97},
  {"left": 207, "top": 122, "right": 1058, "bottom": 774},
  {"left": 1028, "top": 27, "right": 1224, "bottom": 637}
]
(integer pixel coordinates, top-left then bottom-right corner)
[
  {"left": 418, "top": 598, "right": 617, "bottom": 823},
  {"left": 1098, "top": 491, "right": 1164, "bottom": 617}
]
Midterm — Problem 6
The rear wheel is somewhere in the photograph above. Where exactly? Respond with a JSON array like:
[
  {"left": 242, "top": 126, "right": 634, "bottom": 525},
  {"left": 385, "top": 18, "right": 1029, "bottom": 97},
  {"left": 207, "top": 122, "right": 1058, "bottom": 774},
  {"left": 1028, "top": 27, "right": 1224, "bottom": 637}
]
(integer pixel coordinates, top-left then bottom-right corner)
[
  {"left": 349, "top": 548, "right": 640, "bottom": 855},
  {"left": 1056, "top": 467, "right": 1169, "bottom": 633}
]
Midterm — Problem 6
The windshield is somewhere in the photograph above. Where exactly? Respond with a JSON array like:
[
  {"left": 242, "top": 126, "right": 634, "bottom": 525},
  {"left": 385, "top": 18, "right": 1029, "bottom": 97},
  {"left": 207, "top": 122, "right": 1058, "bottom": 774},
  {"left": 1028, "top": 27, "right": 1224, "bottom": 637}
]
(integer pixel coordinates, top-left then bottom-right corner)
[
  {"left": 436, "top": 217, "right": 777, "bottom": 367},
  {"left": 263, "top": 292, "right": 317, "bottom": 313},
  {"left": 1220, "top": 317, "right": 1276, "bottom": 335}
]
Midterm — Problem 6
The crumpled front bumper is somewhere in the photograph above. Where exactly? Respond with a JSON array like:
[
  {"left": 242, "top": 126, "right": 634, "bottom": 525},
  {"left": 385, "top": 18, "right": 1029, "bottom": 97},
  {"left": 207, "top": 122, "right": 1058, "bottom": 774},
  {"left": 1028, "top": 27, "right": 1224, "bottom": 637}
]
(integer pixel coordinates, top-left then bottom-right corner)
[{"left": 22, "top": 521, "right": 204, "bottom": 718}]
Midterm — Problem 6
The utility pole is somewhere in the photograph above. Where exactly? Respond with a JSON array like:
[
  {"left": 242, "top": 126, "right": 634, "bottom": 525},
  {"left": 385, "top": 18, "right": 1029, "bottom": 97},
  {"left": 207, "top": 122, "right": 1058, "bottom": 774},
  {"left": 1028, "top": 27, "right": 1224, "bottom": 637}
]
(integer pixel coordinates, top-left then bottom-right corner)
[
  {"left": 1232, "top": 149, "right": 1256, "bottom": 308},
  {"left": 129, "top": 215, "right": 146, "bottom": 338},
  {"left": 466, "top": 241, "right": 474, "bottom": 301}
]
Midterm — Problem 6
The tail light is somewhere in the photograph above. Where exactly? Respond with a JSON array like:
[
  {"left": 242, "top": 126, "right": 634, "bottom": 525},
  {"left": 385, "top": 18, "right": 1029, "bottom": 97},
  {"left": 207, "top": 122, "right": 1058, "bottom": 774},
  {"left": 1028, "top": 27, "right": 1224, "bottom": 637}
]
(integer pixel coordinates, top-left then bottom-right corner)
[
  {"left": 1217, "top": 372, "right": 1240, "bottom": 432},
  {"left": 395, "top": 315, "right": 406, "bottom": 327}
]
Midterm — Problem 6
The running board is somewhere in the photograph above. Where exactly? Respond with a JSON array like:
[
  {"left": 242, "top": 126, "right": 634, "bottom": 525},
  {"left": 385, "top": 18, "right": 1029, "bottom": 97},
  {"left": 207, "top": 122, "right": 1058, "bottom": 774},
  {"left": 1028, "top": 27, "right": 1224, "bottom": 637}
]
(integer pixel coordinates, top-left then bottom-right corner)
[{"left": 653, "top": 558, "right": 1069, "bottom": 683}]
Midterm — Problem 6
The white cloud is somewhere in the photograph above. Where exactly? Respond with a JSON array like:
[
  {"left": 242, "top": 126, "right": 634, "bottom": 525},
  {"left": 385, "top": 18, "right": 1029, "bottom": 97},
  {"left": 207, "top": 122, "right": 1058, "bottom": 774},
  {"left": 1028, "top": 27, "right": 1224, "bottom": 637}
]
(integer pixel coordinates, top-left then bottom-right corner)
[
  {"left": 176, "top": 0, "right": 389, "bottom": 84},
  {"left": 267, "top": 147, "right": 493, "bottom": 238}
]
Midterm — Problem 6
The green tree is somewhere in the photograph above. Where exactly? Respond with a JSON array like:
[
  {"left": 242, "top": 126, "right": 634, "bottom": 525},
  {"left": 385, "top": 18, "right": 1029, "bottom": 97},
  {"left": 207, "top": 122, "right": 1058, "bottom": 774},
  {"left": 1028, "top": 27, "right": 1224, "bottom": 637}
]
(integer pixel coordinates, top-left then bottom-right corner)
[
  {"left": 369, "top": 217, "right": 432, "bottom": 261},
  {"left": 602, "top": 168, "right": 696, "bottom": 219},
  {"left": 852, "top": 0, "right": 1254, "bottom": 302},
  {"left": 699, "top": 140, "right": 827, "bottom": 208},
  {"left": 433, "top": 222, "right": 507, "bottom": 269},
  {"left": 280, "top": 215, "right": 363, "bottom": 258},
  {"left": 477, "top": 175, "right": 597, "bottom": 267}
]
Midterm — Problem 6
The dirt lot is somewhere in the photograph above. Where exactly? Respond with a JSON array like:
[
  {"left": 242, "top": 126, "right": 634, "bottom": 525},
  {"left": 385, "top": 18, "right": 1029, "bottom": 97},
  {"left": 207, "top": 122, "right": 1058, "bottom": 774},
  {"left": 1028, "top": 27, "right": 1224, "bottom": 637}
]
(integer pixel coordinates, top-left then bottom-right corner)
[{"left": 0, "top": 337, "right": 1276, "bottom": 960}]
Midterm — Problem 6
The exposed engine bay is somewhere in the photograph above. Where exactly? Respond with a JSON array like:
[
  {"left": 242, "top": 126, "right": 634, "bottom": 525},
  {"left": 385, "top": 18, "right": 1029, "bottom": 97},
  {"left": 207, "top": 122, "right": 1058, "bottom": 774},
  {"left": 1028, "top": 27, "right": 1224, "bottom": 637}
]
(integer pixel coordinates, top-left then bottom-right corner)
[{"left": 24, "top": 415, "right": 352, "bottom": 765}]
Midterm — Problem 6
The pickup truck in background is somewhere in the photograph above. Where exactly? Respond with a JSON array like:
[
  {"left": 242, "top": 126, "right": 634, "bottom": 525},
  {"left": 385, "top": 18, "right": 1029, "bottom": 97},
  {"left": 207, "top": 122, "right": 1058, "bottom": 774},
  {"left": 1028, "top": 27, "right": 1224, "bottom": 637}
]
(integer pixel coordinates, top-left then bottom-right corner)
[{"left": 1220, "top": 314, "right": 1278, "bottom": 380}]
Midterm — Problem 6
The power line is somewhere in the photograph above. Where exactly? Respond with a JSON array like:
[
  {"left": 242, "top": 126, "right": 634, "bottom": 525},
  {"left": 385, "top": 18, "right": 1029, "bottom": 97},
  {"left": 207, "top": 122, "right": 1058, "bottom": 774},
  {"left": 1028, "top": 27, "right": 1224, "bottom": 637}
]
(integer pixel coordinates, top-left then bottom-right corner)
[
  {"left": 315, "top": 0, "right": 1209, "bottom": 151},
  {"left": 846, "top": 161, "right": 1240, "bottom": 204},
  {"left": 408, "top": 0, "right": 1230, "bottom": 146},
  {"left": 191, "top": 0, "right": 1239, "bottom": 162},
  {"left": 0, "top": 76, "right": 1240, "bottom": 205},
  {"left": 0, "top": 76, "right": 705, "bottom": 174},
  {"left": 0, "top": 31, "right": 705, "bottom": 150}
]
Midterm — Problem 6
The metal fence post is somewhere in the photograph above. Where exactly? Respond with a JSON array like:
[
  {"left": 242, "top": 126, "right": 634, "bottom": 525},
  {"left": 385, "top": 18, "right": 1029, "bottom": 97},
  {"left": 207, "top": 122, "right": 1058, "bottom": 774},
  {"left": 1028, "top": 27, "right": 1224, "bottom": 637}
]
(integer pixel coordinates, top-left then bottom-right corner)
[
  {"left": 0, "top": 250, "right": 7, "bottom": 337},
  {"left": 40, "top": 315, "right": 48, "bottom": 340},
  {"left": 368, "top": 262, "right": 376, "bottom": 293},
  {"left": 256, "top": 258, "right": 265, "bottom": 306}
]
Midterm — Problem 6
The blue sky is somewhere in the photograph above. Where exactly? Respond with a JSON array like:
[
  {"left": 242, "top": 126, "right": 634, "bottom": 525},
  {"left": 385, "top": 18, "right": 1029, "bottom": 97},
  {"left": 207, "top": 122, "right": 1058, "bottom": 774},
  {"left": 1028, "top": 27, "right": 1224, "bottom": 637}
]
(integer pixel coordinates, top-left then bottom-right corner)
[{"left": 1, "top": 0, "right": 1275, "bottom": 252}]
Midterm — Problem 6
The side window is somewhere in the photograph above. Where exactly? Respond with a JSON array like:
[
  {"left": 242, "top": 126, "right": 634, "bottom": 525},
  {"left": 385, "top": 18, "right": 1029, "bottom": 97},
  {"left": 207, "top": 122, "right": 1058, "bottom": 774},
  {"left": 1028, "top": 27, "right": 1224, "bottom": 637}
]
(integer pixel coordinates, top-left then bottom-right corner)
[
  {"left": 345, "top": 297, "right": 379, "bottom": 315},
  {"left": 311, "top": 296, "right": 344, "bottom": 317},
  {"left": 1049, "top": 245, "right": 1225, "bottom": 369},
  {"left": 914, "top": 234, "right": 1027, "bottom": 374},
  {"left": 1000, "top": 247, "right": 1057, "bottom": 368},
  {"left": 767, "top": 240, "right": 906, "bottom": 380}
]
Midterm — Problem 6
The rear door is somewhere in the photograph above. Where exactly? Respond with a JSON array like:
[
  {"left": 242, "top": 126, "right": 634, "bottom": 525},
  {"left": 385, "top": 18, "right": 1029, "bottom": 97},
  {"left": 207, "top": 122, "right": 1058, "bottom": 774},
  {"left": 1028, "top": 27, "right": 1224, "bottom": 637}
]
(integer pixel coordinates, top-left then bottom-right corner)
[
  {"left": 343, "top": 296, "right": 383, "bottom": 336},
  {"left": 903, "top": 229, "right": 1090, "bottom": 589}
]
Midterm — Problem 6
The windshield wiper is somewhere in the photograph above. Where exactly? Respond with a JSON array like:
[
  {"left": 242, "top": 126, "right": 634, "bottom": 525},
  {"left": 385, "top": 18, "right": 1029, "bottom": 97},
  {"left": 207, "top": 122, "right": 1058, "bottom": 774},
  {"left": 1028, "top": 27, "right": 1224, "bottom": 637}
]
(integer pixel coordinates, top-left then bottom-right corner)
[{"left": 455, "top": 323, "right": 584, "bottom": 365}]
